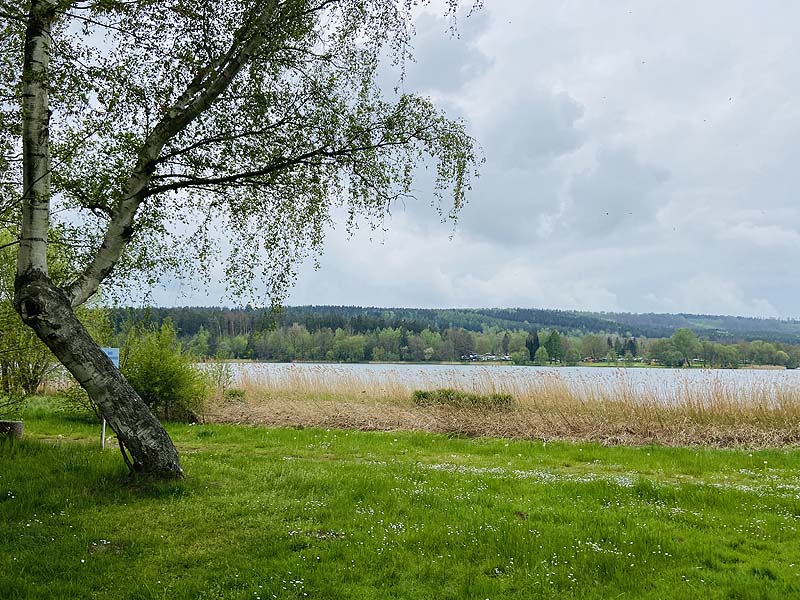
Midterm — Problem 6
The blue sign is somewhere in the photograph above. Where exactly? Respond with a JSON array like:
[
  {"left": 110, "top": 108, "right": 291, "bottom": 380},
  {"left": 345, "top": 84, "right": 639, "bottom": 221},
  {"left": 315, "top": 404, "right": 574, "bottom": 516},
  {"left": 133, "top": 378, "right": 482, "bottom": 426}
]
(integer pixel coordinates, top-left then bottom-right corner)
[{"left": 102, "top": 347, "right": 120, "bottom": 368}]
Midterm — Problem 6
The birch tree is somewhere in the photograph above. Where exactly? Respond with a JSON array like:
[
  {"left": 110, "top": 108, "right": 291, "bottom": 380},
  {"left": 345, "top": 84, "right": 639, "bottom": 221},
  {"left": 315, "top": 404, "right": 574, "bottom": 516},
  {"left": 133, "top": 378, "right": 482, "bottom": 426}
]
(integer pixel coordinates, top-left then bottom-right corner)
[{"left": 0, "top": 0, "right": 480, "bottom": 476}]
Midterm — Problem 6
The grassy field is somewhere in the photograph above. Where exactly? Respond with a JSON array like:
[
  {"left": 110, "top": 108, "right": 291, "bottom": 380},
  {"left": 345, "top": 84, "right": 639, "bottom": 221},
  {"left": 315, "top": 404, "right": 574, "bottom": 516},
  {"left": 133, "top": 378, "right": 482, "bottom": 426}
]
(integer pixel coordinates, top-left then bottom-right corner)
[{"left": 2, "top": 403, "right": 800, "bottom": 599}]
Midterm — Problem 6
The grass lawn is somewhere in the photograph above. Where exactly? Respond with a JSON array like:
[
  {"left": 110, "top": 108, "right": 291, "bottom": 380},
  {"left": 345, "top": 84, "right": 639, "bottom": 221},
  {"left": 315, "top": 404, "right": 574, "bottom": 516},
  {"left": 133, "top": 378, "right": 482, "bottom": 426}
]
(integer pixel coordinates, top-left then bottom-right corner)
[{"left": 2, "top": 405, "right": 800, "bottom": 599}]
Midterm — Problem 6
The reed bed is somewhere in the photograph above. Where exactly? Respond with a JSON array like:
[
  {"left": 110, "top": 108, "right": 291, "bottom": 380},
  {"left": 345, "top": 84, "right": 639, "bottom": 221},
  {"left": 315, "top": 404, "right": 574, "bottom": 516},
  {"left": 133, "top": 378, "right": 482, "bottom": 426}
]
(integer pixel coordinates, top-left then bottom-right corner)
[{"left": 205, "top": 365, "right": 800, "bottom": 447}]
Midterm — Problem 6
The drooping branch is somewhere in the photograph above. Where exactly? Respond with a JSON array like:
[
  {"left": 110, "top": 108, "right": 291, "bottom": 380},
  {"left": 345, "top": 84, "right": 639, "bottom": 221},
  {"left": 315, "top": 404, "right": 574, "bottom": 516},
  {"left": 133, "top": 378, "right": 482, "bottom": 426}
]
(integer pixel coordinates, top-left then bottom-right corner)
[
  {"left": 155, "top": 117, "right": 300, "bottom": 164},
  {"left": 145, "top": 131, "right": 433, "bottom": 197}
]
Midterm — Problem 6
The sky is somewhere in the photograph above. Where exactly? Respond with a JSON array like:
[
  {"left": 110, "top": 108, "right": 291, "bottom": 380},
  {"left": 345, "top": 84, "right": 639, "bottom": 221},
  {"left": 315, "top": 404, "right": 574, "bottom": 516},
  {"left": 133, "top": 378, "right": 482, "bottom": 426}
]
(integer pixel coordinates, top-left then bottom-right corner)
[{"left": 156, "top": 1, "right": 800, "bottom": 317}]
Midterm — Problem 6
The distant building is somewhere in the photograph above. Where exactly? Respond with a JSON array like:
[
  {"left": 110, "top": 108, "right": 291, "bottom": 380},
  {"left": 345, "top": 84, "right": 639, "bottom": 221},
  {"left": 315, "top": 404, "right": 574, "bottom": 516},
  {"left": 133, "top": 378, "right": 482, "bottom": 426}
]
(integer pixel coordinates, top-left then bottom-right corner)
[{"left": 460, "top": 353, "right": 512, "bottom": 362}]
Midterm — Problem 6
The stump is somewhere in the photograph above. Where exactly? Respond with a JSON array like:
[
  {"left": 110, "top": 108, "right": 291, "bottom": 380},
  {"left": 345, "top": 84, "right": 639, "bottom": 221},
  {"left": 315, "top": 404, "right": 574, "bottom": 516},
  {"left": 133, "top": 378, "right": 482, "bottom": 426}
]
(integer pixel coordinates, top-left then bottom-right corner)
[{"left": 0, "top": 421, "right": 23, "bottom": 439}]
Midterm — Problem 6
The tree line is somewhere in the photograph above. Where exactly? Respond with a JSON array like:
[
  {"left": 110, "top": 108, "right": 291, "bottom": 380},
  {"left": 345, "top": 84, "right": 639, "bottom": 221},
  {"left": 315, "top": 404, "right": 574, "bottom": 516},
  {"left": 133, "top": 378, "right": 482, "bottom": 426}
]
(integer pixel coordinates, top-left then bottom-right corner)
[
  {"left": 108, "top": 305, "right": 800, "bottom": 345},
  {"left": 167, "top": 321, "right": 800, "bottom": 369}
]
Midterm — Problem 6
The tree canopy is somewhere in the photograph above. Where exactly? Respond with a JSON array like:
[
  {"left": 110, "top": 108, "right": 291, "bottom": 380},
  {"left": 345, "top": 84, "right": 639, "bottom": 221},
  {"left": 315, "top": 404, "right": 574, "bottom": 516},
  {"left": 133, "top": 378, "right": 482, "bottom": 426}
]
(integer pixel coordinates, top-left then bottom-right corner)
[{"left": 1, "top": 0, "right": 480, "bottom": 305}]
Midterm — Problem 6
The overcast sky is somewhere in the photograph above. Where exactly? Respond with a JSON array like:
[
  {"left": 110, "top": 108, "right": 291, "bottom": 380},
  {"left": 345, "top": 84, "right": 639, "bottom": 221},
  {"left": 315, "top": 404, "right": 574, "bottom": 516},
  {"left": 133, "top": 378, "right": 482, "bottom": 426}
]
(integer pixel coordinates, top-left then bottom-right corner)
[{"left": 157, "top": 1, "right": 800, "bottom": 317}]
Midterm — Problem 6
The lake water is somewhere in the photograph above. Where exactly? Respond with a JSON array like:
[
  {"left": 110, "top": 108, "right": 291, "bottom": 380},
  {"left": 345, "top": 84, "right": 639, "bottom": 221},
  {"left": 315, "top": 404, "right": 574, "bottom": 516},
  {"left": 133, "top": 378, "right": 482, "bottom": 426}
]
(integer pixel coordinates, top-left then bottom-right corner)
[{"left": 229, "top": 362, "right": 800, "bottom": 402}]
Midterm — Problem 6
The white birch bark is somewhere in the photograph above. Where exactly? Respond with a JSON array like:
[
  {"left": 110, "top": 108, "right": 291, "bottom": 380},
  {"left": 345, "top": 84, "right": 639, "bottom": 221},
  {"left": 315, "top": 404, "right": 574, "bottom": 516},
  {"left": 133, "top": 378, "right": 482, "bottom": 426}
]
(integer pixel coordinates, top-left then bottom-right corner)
[
  {"left": 14, "top": 0, "right": 184, "bottom": 476},
  {"left": 17, "top": 0, "right": 55, "bottom": 279}
]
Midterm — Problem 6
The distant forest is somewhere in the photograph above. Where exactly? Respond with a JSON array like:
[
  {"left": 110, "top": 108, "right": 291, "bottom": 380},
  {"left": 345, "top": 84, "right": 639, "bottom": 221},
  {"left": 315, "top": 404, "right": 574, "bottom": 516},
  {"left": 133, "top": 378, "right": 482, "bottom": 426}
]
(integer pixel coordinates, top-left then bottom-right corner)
[{"left": 106, "top": 305, "right": 800, "bottom": 368}]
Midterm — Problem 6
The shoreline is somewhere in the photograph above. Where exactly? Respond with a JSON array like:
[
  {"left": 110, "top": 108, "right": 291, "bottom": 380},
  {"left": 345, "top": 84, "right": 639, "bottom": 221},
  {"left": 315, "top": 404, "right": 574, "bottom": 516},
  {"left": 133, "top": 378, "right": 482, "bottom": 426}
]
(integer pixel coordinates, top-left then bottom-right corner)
[{"left": 204, "top": 359, "right": 791, "bottom": 371}]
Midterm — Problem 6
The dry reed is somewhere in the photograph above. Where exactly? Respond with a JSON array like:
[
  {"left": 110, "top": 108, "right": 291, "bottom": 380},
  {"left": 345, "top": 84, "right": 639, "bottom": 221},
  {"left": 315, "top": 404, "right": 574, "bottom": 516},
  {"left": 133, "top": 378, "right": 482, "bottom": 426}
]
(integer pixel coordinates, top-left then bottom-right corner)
[{"left": 204, "top": 365, "right": 800, "bottom": 448}]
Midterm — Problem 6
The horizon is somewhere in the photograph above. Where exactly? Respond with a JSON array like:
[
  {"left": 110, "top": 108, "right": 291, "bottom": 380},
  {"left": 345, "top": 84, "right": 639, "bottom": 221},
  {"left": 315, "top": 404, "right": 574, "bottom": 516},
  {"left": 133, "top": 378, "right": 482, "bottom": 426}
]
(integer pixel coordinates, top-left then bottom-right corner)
[{"left": 107, "top": 303, "right": 800, "bottom": 323}]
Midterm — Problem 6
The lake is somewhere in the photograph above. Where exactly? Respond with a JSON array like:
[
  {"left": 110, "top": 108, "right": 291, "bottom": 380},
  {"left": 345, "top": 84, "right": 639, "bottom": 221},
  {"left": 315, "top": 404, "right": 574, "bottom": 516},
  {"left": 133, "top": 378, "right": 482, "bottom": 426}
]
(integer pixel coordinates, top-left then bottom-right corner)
[{"left": 227, "top": 362, "right": 800, "bottom": 403}]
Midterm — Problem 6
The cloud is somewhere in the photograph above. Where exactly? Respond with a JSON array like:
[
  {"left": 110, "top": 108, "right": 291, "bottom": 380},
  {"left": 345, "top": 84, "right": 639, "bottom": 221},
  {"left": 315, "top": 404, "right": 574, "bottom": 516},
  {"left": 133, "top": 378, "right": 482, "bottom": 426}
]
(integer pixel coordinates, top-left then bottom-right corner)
[
  {"left": 381, "top": 10, "right": 493, "bottom": 96},
  {"left": 561, "top": 147, "right": 669, "bottom": 239},
  {"left": 718, "top": 222, "right": 800, "bottom": 249},
  {"left": 394, "top": 87, "right": 588, "bottom": 248},
  {"left": 478, "top": 92, "right": 585, "bottom": 168},
  {"left": 454, "top": 163, "right": 563, "bottom": 246},
  {"left": 658, "top": 274, "right": 780, "bottom": 318},
  {"left": 283, "top": 213, "right": 623, "bottom": 311}
]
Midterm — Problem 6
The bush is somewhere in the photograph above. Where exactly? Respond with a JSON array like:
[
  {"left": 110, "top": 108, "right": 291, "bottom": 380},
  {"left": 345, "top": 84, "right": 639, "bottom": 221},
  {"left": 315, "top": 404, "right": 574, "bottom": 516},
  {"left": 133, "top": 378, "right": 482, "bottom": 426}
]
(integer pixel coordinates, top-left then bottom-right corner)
[
  {"left": 204, "top": 360, "right": 235, "bottom": 398},
  {"left": 223, "top": 388, "right": 246, "bottom": 402},
  {"left": 122, "top": 320, "right": 208, "bottom": 421},
  {"left": 59, "top": 384, "right": 101, "bottom": 421},
  {"left": 510, "top": 349, "right": 530, "bottom": 365},
  {"left": 412, "top": 388, "right": 514, "bottom": 410},
  {"left": 533, "top": 347, "right": 549, "bottom": 365}
]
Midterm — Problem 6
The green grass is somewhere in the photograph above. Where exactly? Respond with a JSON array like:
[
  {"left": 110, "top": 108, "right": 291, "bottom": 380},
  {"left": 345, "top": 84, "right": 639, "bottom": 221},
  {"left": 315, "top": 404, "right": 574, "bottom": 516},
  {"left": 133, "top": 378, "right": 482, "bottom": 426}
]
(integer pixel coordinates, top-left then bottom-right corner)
[
  {"left": 2, "top": 404, "right": 800, "bottom": 599},
  {"left": 412, "top": 388, "right": 515, "bottom": 409}
]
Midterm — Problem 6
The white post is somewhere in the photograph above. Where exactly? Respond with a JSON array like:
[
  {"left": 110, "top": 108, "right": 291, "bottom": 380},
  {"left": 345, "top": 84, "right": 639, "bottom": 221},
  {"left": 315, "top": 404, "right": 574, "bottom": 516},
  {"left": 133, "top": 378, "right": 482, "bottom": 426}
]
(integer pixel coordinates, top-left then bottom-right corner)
[{"left": 101, "top": 418, "right": 107, "bottom": 449}]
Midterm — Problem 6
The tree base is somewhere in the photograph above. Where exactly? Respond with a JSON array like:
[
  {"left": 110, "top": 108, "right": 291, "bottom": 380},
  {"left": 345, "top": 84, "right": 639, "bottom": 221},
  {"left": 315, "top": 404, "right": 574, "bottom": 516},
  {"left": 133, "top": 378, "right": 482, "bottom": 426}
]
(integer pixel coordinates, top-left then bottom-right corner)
[
  {"left": 15, "top": 271, "right": 184, "bottom": 476},
  {"left": 0, "top": 421, "right": 24, "bottom": 439}
]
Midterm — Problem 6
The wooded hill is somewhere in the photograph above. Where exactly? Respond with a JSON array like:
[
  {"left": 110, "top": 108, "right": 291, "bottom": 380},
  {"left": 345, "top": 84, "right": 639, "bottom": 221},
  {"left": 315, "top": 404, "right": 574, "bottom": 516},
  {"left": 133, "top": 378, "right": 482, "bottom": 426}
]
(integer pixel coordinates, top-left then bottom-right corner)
[{"left": 108, "top": 305, "right": 800, "bottom": 344}]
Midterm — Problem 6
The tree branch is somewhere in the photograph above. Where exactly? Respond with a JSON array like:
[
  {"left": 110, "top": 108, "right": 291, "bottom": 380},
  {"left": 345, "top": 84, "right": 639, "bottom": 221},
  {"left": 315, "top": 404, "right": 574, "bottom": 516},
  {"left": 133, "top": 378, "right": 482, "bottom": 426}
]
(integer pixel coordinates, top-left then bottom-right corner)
[
  {"left": 145, "top": 134, "right": 426, "bottom": 196},
  {"left": 156, "top": 117, "right": 298, "bottom": 163},
  {"left": 0, "top": 238, "right": 19, "bottom": 251},
  {"left": 64, "top": 0, "right": 282, "bottom": 307}
]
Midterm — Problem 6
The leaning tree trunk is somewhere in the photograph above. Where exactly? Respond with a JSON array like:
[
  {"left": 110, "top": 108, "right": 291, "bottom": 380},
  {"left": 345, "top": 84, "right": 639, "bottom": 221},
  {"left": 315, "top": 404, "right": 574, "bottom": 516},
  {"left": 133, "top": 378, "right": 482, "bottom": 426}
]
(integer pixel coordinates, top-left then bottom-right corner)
[
  {"left": 16, "top": 1, "right": 182, "bottom": 477},
  {"left": 15, "top": 272, "right": 183, "bottom": 476}
]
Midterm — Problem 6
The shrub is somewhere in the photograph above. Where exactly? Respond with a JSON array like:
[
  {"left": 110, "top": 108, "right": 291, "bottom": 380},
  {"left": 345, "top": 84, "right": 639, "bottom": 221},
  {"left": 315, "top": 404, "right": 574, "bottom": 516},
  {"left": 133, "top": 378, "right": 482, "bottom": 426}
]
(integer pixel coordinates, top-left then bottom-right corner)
[
  {"left": 223, "top": 388, "right": 247, "bottom": 402},
  {"left": 412, "top": 388, "right": 514, "bottom": 410},
  {"left": 510, "top": 349, "right": 530, "bottom": 365},
  {"left": 204, "top": 361, "right": 235, "bottom": 397},
  {"left": 122, "top": 320, "right": 208, "bottom": 421},
  {"left": 59, "top": 384, "right": 101, "bottom": 421},
  {"left": 533, "top": 347, "right": 549, "bottom": 365}
]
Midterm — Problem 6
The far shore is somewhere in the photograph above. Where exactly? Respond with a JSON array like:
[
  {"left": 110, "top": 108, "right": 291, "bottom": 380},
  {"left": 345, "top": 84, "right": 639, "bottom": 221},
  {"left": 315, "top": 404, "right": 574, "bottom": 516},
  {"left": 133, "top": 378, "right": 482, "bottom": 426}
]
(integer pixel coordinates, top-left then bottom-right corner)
[{"left": 202, "top": 358, "right": 791, "bottom": 370}]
